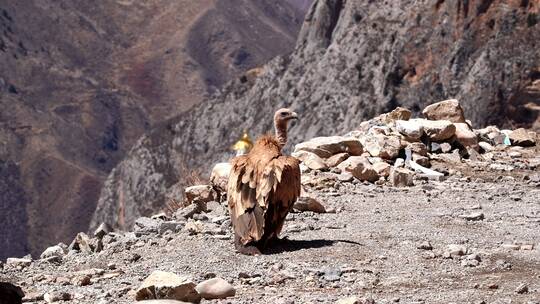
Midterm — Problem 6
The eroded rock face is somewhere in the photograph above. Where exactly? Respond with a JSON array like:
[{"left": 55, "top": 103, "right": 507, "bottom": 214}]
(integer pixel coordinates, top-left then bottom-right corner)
[
  {"left": 94, "top": 0, "right": 540, "bottom": 230},
  {"left": 0, "top": 0, "right": 306, "bottom": 258}
]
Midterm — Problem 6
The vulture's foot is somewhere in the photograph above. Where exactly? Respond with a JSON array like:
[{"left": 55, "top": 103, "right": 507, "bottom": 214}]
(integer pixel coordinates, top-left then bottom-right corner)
[
  {"left": 265, "top": 236, "right": 291, "bottom": 247},
  {"left": 234, "top": 235, "right": 262, "bottom": 255}
]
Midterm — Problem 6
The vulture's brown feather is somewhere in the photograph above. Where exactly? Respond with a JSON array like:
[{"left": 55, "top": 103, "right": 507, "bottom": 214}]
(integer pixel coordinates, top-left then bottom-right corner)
[{"left": 227, "top": 109, "right": 300, "bottom": 253}]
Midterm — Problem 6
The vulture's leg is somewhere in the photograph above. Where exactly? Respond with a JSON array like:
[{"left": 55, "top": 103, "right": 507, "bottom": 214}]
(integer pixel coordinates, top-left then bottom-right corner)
[{"left": 234, "top": 234, "right": 262, "bottom": 256}]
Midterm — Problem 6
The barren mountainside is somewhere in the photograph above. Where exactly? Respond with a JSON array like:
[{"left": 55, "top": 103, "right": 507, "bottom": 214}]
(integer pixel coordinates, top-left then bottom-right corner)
[
  {"left": 0, "top": 0, "right": 307, "bottom": 260},
  {"left": 92, "top": 0, "right": 540, "bottom": 231}
]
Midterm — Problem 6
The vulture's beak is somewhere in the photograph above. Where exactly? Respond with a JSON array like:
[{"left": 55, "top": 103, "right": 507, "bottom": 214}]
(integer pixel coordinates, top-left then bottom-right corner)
[{"left": 290, "top": 112, "right": 299, "bottom": 120}]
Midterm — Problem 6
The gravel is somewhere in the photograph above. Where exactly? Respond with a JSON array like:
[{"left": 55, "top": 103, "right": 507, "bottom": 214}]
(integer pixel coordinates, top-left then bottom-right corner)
[{"left": 2, "top": 151, "right": 539, "bottom": 303}]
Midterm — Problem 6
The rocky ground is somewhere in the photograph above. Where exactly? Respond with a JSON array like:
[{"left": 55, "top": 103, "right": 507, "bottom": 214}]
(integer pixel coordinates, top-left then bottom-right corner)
[
  {"left": 96, "top": 0, "right": 540, "bottom": 238},
  {"left": 1, "top": 107, "right": 539, "bottom": 303}
]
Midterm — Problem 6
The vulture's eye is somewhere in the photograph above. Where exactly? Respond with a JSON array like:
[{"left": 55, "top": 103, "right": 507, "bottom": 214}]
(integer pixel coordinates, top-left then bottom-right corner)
[{"left": 280, "top": 112, "right": 287, "bottom": 116}]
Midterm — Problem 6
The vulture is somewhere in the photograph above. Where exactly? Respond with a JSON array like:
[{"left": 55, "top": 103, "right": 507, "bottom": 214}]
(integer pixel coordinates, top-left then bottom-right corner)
[{"left": 227, "top": 108, "right": 301, "bottom": 255}]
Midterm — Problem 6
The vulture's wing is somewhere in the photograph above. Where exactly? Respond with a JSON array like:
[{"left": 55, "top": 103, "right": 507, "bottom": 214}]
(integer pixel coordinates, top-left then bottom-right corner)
[
  {"left": 228, "top": 154, "right": 300, "bottom": 245},
  {"left": 261, "top": 155, "right": 301, "bottom": 239},
  {"left": 228, "top": 155, "right": 265, "bottom": 245}
]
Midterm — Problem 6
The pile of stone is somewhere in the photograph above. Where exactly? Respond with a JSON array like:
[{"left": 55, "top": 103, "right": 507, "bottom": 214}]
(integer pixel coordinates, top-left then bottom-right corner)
[{"left": 292, "top": 99, "right": 537, "bottom": 187}]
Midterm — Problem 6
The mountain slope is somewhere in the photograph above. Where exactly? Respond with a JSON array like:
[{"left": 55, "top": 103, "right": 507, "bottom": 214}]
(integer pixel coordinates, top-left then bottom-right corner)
[
  {"left": 92, "top": 0, "right": 540, "bottom": 231},
  {"left": 0, "top": 0, "right": 305, "bottom": 260}
]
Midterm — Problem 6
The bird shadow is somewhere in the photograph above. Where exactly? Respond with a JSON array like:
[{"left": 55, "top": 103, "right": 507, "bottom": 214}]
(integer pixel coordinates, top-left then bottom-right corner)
[{"left": 263, "top": 238, "right": 363, "bottom": 255}]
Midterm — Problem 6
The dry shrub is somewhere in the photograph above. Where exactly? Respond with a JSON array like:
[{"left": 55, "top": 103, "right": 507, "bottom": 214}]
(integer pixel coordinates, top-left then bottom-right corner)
[
  {"left": 163, "top": 157, "right": 209, "bottom": 215},
  {"left": 164, "top": 198, "right": 185, "bottom": 216},
  {"left": 179, "top": 156, "right": 207, "bottom": 186}
]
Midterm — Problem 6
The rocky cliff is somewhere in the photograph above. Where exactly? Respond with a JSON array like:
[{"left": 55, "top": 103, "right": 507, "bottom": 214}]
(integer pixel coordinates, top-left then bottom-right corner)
[
  {"left": 92, "top": 0, "right": 540, "bottom": 231},
  {"left": 0, "top": 0, "right": 306, "bottom": 260}
]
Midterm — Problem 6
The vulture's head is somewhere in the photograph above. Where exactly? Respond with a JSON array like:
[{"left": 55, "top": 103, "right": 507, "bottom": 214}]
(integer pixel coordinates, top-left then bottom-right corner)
[{"left": 274, "top": 108, "right": 299, "bottom": 127}]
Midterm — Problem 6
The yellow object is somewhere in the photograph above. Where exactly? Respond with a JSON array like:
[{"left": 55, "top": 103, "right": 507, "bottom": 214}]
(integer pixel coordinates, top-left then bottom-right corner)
[{"left": 232, "top": 131, "right": 253, "bottom": 154}]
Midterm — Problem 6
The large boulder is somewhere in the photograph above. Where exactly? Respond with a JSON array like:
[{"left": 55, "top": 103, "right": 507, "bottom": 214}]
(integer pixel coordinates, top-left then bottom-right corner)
[
  {"left": 422, "top": 99, "right": 466, "bottom": 123},
  {"left": 135, "top": 271, "right": 200, "bottom": 303},
  {"left": 294, "top": 136, "right": 363, "bottom": 158},
  {"left": 411, "top": 119, "right": 456, "bottom": 141},
  {"left": 454, "top": 123, "right": 479, "bottom": 150},
  {"left": 361, "top": 134, "right": 401, "bottom": 160},
  {"left": 337, "top": 156, "right": 379, "bottom": 182},
  {"left": 509, "top": 128, "right": 536, "bottom": 147}
]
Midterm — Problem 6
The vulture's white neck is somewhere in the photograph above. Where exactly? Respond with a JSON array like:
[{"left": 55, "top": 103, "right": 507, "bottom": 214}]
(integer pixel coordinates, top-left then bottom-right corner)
[{"left": 274, "top": 119, "right": 287, "bottom": 149}]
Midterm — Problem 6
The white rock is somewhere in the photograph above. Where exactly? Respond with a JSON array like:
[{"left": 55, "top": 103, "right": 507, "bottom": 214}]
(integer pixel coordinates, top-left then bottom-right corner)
[
  {"left": 195, "top": 277, "right": 236, "bottom": 300},
  {"left": 40, "top": 245, "right": 65, "bottom": 260},
  {"left": 458, "top": 212, "right": 484, "bottom": 221},
  {"left": 210, "top": 163, "right": 232, "bottom": 192},
  {"left": 396, "top": 120, "right": 424, "bottom": 139}
]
